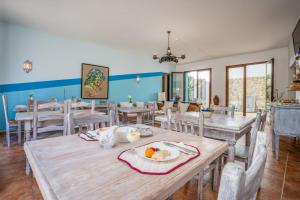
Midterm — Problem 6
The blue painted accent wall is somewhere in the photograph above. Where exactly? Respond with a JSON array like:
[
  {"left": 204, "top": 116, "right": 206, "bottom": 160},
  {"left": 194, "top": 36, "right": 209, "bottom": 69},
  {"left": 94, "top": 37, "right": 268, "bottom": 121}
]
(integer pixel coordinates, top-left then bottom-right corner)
[{"left": 0, "top": 73, "right": 162, "bottom": 131}]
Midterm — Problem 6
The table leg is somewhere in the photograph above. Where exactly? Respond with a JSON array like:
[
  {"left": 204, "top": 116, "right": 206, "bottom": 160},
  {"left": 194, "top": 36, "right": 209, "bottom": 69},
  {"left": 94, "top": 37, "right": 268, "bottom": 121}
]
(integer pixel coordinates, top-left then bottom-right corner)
[
  {"left": 227, "top": 141, "right": 236, "bottom": 162},
  {"left": 197, "top": 169, "right": 204, "bottom": 200},
  {"left": 123, "top": 113, "right": 128, "bottom": 124},
  {"left": 17, "top": 120, "right": 21, "bottom": 144},
  {"left": 137, "top": 113, "right": 143, "bottom": 124},
  {"left": 245, "top": 130, "right": 251, "bottom": 146},
  {"left": 24, "top": 120, "right": 31, "bottom": 175},
  {"left": 212, "top": 157, "right": 220, "bottom": 192},
  {"left": 275, "top": 135, "right": 279, "bottom": 160}
]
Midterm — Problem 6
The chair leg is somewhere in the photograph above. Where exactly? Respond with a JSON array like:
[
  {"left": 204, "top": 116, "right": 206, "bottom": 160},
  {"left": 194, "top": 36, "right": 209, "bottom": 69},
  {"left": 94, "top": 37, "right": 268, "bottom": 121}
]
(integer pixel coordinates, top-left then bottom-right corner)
[
  {"left": 275, "top": 135, "right": 280, "bottom": 160},
  {"left": 6, "top": 127, "right": 10, "bottom": 147},
  {"left": 18, "top": 121, "right": 22, "bottom": 144},
  {"left": 25, "top": 156, "right": 31, "bottom": 175}
]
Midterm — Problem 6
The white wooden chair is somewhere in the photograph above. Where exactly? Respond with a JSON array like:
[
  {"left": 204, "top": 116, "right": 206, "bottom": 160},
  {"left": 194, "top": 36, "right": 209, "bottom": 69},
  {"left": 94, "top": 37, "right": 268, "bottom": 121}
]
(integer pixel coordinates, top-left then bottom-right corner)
[
  {"left": 211, "top": 105, "right": 235, "bottom": 117},
  {"left": 27, "top": 98, "right": 57, "bottom": 111},
  {"left": 223, "top": 112, "right": 262, "bottom": 169},
  {"left": 178, "top": 102, "right": 189, "bottom": 113},
  {"left": 119, "top": 102, "right": 133, "bottom": 108},
  {"left": 259, "top": 110, "right": 267, "bottom": 131},
  {"left": 32, "top": 100, "right": 68, "bottom": 140},
  {"left": 2, "top": 95, "right": 21, "bottom": 147},
  {"left": 136, "top": 102, "right": 145, "bottom": 108},
  {"left": 67, "top": 110, "right": 114, "bottom": 135},
  {"left": 107, "top": 102, "right": 119, "bottom": 126},
  {"left": 69, "top": 100, "right": 95, "bottom": 111},
  {"left": 172, "top": 112, "right": 220, "bottom": 193},
  {"left": 218, "top": 143, "right": 267, "bottom": 200}
]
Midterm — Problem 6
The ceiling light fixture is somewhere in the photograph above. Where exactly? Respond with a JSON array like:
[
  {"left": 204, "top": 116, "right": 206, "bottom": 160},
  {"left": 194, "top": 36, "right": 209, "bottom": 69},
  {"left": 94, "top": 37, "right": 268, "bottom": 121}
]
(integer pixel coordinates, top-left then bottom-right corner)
[
  {"left": 153, "top": 31, "right": 185, "bottom": 64},
  {"left": 23, "top": 60, "right": 33, "bottom": 73}
]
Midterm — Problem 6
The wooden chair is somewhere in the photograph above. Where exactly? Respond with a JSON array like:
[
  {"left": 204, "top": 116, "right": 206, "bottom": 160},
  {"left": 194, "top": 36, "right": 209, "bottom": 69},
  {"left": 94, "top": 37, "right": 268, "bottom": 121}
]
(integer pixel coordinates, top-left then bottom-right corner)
[
  {"left": 107, "top": 102, "right": 119, "bottom": 126},
  {"left": 27, "top": 98, "right": 57, "bottom": 111},
  {"left": 172, "top": 112, "right": 220, "bottom": 193},
  {"left": 69, "top": 100, "right": 95, "bottom": 111},
  {"left": 2, "top": 95, "right": 21, "bottom": 147},
  {"left": 178, "top": 102, "right": 189, "bottom": 113},
  {"left": 211, "top": 105, "right": 235, "bottom": 117},
  {"left": 223, "top": 112, "right": 262, "bottom": 169},
  {"left": 67, "top": 110, "right": 114, "bottom": 135},
  {"left": 32, "top": 100, "right": 68, "bottom": 140},
  {"left": 259, "top": 110, "right": 267, "bottom": 131},
  {"left": 218, "top": 143, "right": 267, "bottom": 200}
]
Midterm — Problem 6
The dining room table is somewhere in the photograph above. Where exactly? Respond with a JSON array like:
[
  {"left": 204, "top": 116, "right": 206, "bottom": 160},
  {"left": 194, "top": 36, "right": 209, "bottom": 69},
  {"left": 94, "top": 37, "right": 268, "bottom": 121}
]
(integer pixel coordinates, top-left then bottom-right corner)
[
  {"left": 155, "top": 112, "right": 256, "bottom": 162},
  {"left": 15, "top": 110, "right": 106, "bottom": 142},
  {"left": 24, "top": 125, "right": 228, "bottom": 200},
  {"left": 118, "top": 107, "right": 151, "bottom": 124}
]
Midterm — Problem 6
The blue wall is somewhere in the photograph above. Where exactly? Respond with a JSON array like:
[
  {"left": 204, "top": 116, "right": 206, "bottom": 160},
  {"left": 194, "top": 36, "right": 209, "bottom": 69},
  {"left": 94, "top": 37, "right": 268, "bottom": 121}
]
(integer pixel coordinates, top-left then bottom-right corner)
[{"left": 0, "top": 72, "right": 162, "bottom": 131}]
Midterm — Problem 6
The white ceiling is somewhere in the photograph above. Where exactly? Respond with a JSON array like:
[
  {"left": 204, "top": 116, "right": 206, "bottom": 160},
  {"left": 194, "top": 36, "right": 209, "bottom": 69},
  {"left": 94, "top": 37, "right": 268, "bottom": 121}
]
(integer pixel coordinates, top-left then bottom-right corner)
[{"left": 1, "top": 0, "right": 300, "bottom": 64}]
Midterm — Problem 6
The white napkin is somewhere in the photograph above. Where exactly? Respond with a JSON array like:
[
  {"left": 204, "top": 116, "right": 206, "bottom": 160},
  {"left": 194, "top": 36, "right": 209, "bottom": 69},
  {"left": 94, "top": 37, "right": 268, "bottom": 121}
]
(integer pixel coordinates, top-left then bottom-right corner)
[{"left": 96, "top": 126, "right": 118, "bottom": 148}]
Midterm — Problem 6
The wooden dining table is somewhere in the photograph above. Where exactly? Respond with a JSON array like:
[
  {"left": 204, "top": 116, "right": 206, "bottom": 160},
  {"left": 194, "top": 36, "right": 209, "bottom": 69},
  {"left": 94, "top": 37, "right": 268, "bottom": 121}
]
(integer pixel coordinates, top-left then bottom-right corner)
[
  {"left": 24, "top": 125, "right": 227, "bottom": 200},
  {"left": 155, "top": 112, "right": 256, "bottom": 162},
  {"left": 118, "top": 107, "right": 150, "bottom": 124},
  {"left": 15, "top": 110, "right": 106, "bottom": 142}
]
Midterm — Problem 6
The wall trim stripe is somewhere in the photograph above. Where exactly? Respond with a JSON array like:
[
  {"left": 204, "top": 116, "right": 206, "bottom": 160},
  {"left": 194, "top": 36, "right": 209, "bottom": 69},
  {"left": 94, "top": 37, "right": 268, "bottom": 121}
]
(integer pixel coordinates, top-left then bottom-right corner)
[{"left": 0, "top": 72, "right": 163, "bottom": 93}]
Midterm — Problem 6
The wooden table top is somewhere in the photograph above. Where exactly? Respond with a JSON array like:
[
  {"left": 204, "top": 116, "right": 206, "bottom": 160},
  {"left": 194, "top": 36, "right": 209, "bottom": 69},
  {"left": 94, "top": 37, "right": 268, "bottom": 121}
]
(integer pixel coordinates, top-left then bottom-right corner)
[
  {"left": 156, "top": 112, "right": 255, "bottom": 133},
  {"left": 15, "top": 110, "right": 106, "bottom": 121},
  {"left": 24, "top": 126, "right": 228, "bottom": 200},
  {"left": 118, "top": 107, "right": 150, "bottom": 113}
]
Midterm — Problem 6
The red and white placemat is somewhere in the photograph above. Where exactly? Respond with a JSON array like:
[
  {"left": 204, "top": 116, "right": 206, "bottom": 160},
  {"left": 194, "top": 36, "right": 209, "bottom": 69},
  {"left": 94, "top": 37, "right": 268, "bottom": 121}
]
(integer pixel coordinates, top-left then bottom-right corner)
[{"left": 118, "top": 141, "right": 200, "bottom": 175}]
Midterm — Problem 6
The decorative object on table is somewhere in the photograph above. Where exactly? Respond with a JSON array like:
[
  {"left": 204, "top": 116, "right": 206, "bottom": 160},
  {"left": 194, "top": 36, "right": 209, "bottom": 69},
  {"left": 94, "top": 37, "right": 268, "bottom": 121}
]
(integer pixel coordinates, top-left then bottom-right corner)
[
  {"left": 128, "top": 95, "right": 132, "bottom": 103},
  {"left": 213, "top": 95, "right": 220, "bottom": 105},
  {"left": 96, "top": 126, "right": 118, "bottom": 148},
  {"left": 202, "top": 107, "right": 214, "bottom": 118},
  {"left": 152, "top": 31, "right": 185, "bottom": 64},
  {"left": 28, "top": 93, "right": 34, "bottom": 101},
  {"left": 134, "top": 124, "right": 153, "bottom": 137},
  {"left": 136, "top": 75, "right": 141, "bottom": 83},
  {"left": 118, "top": 141, "right": 200, "bottom": 175},
  {"left": 81, "top": 63, "right": 109, "bottom": 99},
  {"left": 23, "top": 60, "right": 33, "bottom": 73}
]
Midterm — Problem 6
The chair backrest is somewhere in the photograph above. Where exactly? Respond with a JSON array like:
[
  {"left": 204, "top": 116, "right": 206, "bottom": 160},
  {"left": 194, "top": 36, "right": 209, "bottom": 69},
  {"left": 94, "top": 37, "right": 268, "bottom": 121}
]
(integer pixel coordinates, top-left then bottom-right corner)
[
  {"left": 2, "top": 95, "right": 9, "bottom": 126},
  {"left": 28, "top": 98, "right": 57, "bottom": 111},
  {"left": 217, "top": 163, "right": 245, "bottom": 200},
  {"left": 244, "top": 144, "right": 268, "bottom": 200},
  {"left": 70, "top": 100, "right": 95, "bottom": 111},
  {"left": 33, "top": 100, "right": 67, "bottom": 139},
  {"left": 163, "top": 101, "right": 174, "bottom": 112},
  {"left": 68, "top": 110, "right": 114, "bottom": 135},
  {"left": 136, "top": 102, "right": 145, "bottom": 108},
  {"left": 120, "top": 102, "right": 133, "bottom": 108},
  {"left": 247, "top": 112, "right": 262, "bottom": 167},
  {"left": 178, "top": 102, "right": 189, "bottom": 113},
  {"left": 259, "top": 110, "right": 267, "bottom": 131},
  {"left": 107, "top": 102, "right": 119, "bottom": 126},
  {"left": 173, "top": 112, "right": 204, "bottom": 136},
  {"left": 253, "top": 131, "right": 267, "bottom": 160},
  {"left": 218, "top": 144, "right": 267, "bottom": 200},
  {"left": 212, "top": 105, "right": 235, "bottom": 117}
]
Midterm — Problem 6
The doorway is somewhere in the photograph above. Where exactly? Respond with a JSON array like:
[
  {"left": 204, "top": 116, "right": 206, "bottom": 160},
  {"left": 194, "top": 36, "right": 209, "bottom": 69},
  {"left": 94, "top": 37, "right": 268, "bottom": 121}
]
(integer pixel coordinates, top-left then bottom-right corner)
[{"left": 226, "top": 59, "right": 274, "bottom": 116}]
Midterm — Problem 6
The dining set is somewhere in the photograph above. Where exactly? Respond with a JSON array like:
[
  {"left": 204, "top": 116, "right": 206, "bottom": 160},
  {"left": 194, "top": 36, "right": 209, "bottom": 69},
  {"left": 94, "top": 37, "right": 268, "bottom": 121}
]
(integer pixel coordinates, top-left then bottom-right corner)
[{"left": 2, "top": 95, "right": 269, "bottom": 200}]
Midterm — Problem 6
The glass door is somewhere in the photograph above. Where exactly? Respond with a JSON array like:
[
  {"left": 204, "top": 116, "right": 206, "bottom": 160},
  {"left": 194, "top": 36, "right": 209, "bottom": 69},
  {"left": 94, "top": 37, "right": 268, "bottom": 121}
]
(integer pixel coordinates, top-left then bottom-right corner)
[
  {"left": 226, "top": 59, "right": 274, "bottom": 116},
  {"left": 227, "top": 67, "right": 244, "bottom": 115}
]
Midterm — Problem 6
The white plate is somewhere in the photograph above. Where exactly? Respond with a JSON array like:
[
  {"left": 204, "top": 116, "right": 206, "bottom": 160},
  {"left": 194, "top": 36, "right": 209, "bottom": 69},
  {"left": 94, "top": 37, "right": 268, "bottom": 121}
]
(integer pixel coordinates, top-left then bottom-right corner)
[{"left": 135, "top": 142, "right": 180, "bottom": 162}]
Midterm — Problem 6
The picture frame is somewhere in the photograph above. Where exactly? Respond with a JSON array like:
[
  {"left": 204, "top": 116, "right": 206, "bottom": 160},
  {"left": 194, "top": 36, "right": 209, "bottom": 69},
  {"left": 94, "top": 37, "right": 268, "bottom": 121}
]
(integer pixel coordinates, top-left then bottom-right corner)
[{"left": 81, "top": 63, "right": 109, "bottom": 99}]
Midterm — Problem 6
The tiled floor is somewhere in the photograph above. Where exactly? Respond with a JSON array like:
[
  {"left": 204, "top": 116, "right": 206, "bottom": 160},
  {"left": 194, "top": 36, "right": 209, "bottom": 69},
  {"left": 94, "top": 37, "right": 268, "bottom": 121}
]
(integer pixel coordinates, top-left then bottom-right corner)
[{"left": 0, "top": 130, "right": 299, "bottom": 200}]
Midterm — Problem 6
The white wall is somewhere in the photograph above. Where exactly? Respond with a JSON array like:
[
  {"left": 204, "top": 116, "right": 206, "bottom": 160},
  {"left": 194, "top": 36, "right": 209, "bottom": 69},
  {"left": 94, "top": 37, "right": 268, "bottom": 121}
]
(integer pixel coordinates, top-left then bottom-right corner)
[
  {"left": 1, "top": 23, "right": 174, "bottom": 84},
  {"left": 176, "top": 47, "right": 290, "bottom": 105}
]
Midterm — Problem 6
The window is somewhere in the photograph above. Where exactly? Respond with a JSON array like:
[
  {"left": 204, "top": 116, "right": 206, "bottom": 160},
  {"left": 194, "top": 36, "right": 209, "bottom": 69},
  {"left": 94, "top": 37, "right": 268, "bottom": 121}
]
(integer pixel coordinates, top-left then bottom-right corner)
[{"left": 185, "top": 69, "right": 211, "bottom": 107}]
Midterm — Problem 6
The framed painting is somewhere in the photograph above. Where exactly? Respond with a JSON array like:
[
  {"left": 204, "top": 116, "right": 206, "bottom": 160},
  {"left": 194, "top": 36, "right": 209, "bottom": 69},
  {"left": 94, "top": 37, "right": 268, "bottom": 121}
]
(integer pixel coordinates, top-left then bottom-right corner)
[{"left": 81, "top": 63, "right": 109, "bottom": 99}]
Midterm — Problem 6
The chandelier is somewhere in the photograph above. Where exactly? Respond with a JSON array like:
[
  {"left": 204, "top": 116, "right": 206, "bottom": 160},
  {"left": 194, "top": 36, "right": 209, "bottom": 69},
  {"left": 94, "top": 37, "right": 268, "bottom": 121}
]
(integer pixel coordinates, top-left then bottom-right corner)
[{"left": 153, "top": 31, "right": 185, "bottom": 63}]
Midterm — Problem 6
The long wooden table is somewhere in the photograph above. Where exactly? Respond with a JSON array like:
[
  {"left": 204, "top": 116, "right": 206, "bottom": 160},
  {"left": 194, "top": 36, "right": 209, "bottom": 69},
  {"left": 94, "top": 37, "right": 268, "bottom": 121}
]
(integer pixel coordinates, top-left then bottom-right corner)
[
  {"left": 24, "top": 126, "right": 228, "bottom": 200},
  {"left": 155, "top": 112, "right": 255, "bottom": 162},
  {"left": 15, "top": 110, "right": 106, "bottom": 142}
]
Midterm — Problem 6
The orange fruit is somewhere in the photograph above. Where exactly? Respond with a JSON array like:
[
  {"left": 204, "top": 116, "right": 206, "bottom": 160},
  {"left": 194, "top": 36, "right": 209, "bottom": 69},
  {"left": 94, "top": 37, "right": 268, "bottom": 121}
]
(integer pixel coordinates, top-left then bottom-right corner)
[{"left": 145, "top": 148, "right": 155, "bottom": 158}]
